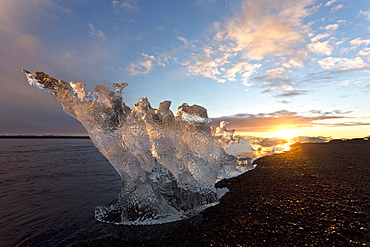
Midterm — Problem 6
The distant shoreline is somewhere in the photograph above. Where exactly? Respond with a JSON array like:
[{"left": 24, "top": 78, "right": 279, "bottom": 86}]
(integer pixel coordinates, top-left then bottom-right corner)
[
  {"left": 0, "top": 135, "right": 367, "bottom": 141},
  {"left": 0, "top": 135, "right": 90, "bottom": 139}
]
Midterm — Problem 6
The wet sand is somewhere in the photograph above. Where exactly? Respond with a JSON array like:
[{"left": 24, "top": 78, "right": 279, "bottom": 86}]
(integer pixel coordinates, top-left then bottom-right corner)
[{"left": 77, "top": 139, "right": 370, "bottom": 246}]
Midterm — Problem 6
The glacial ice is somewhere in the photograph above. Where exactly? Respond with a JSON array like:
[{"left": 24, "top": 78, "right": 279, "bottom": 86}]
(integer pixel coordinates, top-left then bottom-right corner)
[
  {"left": 23, "top": 70, "right": 332, "bottom": 225},
  {"left": 23, "top": 70, "right": 256, "bottom": 225}
]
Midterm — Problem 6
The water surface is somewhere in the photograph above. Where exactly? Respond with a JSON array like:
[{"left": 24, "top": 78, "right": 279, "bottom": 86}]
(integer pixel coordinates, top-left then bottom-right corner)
[{"left": 0, "top": 139, "right": 123, "bottom": 246}]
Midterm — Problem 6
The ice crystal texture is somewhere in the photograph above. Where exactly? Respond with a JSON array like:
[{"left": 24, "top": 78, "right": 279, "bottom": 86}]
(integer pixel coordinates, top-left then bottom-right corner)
[{"left": 23, "top": 70, "right": 253, "bottom": 225}]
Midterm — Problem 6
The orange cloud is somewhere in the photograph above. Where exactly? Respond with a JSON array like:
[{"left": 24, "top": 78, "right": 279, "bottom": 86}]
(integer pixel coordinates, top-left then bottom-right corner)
[{"left": 212, "top": 110, "right": 370, "bottom": 135}]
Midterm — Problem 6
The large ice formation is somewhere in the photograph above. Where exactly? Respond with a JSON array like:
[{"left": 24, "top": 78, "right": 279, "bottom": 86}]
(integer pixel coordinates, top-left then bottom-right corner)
[
  {"left": 23, "top": 70, "right": 333, "bottom": 224},
  {"left": 23, "top": 70, "right": 254, "bottom": 225}
]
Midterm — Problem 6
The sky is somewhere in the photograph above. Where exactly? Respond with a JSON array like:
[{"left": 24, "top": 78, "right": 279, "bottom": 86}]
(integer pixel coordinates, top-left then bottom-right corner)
[{"left": 0, "top": 0, "right": 369, "bottom": 139}]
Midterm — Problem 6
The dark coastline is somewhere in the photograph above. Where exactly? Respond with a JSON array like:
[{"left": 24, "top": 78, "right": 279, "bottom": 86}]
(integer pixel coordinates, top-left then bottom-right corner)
[{"left": 77, "top": 139, "right": 370, "bottom": 246}]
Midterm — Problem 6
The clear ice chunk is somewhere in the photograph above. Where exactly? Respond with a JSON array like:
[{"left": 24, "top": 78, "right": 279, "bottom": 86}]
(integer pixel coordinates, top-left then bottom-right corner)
[{"left": 23, "top": 70, "right": 253, "bottom": 225}]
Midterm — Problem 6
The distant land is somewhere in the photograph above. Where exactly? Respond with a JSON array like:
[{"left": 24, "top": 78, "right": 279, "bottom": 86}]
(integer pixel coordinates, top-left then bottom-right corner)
[
  {"left": 0, "top": 135, "right": 368, "bottom": 142},
  {"left": 0, "top": 135, "right": 90, "bottom": 139}
]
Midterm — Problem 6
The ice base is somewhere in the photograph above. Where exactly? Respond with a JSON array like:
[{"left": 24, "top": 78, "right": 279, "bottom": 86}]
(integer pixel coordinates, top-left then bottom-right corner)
[{"left": 95, "top": 162, "right": 218, "bottom": 225}]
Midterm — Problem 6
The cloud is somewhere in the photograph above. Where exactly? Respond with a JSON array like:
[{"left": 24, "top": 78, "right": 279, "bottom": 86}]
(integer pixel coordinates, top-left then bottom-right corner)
[
  {"left": 308, "top": 40, "right": 333, "bottom": 55},
  {"left": 279, "top": 100, "right": 290, "bottom": 104},
  {"left": 282, "top": 49, "right": 308, "bottom": 68},
  {"left": 0, "top": 0, "right": 112, "bottom": 78},
  {"left": 124, "top": 56, "right": 155, "bottom": 76},
  {"left": 88, "top": 23, "right": 107, "bottom": 41},
  {"left": 212, "top": 110, "right": 311, "bottom": 132},
  {"left": 324, "top": 0, "right": 337, "bottom": 7},
  {"left": 0, "top": 0, "right": 116, "bottom": 135},
  {"left": 358, "top": 10, "right": 370, "bottom": 19},
  {"left": 177, "top": 36, "right": 190, "bottom": 46},
  {"left": 361, "top": 84, "right": 370, "bottom": 92},
  {"left": 308, "top": 109, "right": 353, "bottom": 115},
  {"left": 123, "top": 52, "right": 171, "bottom": 76},
  {"left": 184, "top": 0, "right": 315, "bottom": 85},
  {"left": 112, "top": 0, "right": 139, "bottom": 10},
  {"left": 312, "top": 117, "right": 370, "bottom": 126},
  {"left": 266, "top": 67, "right": 290, "bottom": 79},
  {"left": 350, "top": 38, "right": 370, "bottom": 46},
  {"left": 185, "top": 48, "right": 230, "bottom": 83},
  {"left": 0, "top": 0, "right": 53, "bottom": 86},
  {"left": 318, "top": 57, "right": 369, "bottom": 71},
  {"left": 261, "top": 82, "right": 309, "bottom": 98},
  {"left": 359, "top": 48, "right": 370, "bottom": 60},
  {"left": 0, "top": 0, "right": 48, "bottom": 53},
  {"left": 125, "top": 37, "right": 191, "bottom": 77},
  {"left": 276, "top": 89, "right": 309, "bottom": 97},
  {"left": 255, "top": 69, "right": 309, "bottom": 97},
  {"left": 331, "top": 4, "right": 343, "bottom": 12},
  {"left": 218, "top": 0, "right": 314, "bottom": 60},
  {"left": 311, "top": 33, "right": 331, "bottom": 42},
  {"left": 323, "top": 24, "right": 339, "bottom": 30},
  {"left": 212, "top": 109, "right": 369, "bottom": 133},
  {"left": 186, "top": 61, "right": 226, "bottom": 83},
  {"left": 262, "top": 87, "right": 280, "bottom": 93},
  {"left": 195, "top": 0, "right": 217, "bottom": 6},
  {"left": 224, "top": 61, "right": 262, "bottom": 82}
]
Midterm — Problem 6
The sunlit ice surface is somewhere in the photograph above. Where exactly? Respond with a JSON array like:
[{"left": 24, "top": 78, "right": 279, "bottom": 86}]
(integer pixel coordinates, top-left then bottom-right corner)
[{"left": 23, "top": 70, "right": 330, "bottom": 225}]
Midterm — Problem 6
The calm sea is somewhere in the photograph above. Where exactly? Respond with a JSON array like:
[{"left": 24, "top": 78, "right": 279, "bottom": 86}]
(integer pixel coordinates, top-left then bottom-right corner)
[{"left": 0, "top": 139, "right": 126, "bottom": 246}]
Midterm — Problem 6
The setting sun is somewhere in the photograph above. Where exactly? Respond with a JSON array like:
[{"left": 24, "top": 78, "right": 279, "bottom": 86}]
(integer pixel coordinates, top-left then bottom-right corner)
[{"left": 271, "top": 129, "right": 301, "bottom": 140}]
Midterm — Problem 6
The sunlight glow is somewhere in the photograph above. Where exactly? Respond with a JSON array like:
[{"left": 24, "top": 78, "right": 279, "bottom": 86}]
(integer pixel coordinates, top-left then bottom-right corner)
[
  {"left": 312, "top": 117, "right": 370, "bottom": 125},
  {"left": 271, "top": 129, "right": 301, "bottom": 140}
]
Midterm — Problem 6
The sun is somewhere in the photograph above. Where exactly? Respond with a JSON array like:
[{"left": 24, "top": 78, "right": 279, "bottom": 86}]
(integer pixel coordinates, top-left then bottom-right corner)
[{"left": 272, "top": 129, "right": 301, "bottom": 140}]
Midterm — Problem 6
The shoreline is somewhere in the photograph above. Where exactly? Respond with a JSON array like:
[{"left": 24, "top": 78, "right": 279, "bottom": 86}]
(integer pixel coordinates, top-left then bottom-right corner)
[{"left": 76, "top": 139, "right": 370, "bottom": 246}]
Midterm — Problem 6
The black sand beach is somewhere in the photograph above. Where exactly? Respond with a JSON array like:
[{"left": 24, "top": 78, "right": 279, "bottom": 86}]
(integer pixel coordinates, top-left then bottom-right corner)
[{"left": 77, "top": 139, "right": 370, "bottom": 246}]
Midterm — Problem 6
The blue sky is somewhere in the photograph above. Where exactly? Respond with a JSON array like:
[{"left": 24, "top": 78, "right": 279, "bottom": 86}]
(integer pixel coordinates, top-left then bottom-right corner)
[{"left": 0, "top": 0, "right": 369, "bottom": 138}]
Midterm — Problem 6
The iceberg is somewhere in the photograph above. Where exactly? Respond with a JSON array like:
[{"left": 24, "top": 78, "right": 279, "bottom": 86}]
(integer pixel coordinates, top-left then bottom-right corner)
[
  {"left": 23, "top": 70, "right": 254, "bottom": 225},
  {"left": 292, "top": 136, "right": 332, "bottom": 143}
]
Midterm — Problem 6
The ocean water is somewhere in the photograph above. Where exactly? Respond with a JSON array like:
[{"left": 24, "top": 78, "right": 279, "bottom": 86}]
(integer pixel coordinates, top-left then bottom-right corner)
[{"left": 0, "top": 139, "right": 126, "bottom": 246}]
